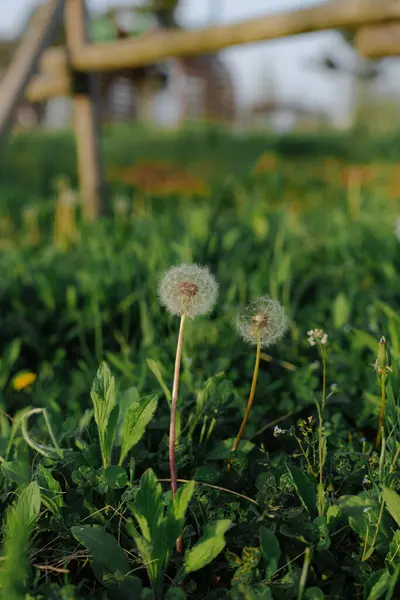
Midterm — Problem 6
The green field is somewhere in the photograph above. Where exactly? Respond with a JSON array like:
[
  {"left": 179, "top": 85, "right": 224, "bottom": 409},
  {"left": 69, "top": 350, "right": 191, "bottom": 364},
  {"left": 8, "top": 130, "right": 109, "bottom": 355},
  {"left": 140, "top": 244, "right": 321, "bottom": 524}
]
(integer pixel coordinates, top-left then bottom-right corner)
[{"left": 1, "top": 126, "right": 400, "bottom": 599}]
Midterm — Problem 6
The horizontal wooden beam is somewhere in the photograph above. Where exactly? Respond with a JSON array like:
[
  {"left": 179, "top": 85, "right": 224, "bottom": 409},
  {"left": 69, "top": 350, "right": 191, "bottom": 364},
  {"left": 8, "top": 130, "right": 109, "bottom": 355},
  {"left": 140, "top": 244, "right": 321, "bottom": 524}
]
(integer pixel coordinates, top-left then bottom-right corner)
[
  {"left": 355, "top": 21, "right": 400, "bottom": 57},
  {"left": 22, "top": 0, "right": 400, "bottom": 105},
  {"left": 26, "top": 74, "right": 70, "bottom": 103},
  {"left": 68, "top": 0, "right": 400, "bottom": 72}
]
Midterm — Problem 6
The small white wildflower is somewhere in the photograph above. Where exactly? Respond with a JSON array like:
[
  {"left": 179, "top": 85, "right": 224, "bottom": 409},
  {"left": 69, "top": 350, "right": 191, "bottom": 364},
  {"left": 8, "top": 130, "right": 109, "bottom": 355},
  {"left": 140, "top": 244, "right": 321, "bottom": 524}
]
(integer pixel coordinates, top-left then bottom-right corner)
[
  {"left": 158, "top": 263, "right": 218, "bottom": 318},
  {"left": 311, "top": 360, "right": 320, "bottom": 370},
  {"left": 361, "top": 437, "right": 366, "bottom": 443},
  {"left": 362, "top": 476, "right": 370, "bottom": 485},
  {"left": 330, "top": 383, "right": 338, "bottom": 392},
  {"left": 307, "top": 328, "right": 328, "bottom": 346},
  {"left": 237, "top": 296, "right": 288, "bottom": 348},
  {"left": 363, "top": 506, "right": 372, "bottom": 513},
  {"left": 274, "top": 425, "right": 286, "bottom": 437}
]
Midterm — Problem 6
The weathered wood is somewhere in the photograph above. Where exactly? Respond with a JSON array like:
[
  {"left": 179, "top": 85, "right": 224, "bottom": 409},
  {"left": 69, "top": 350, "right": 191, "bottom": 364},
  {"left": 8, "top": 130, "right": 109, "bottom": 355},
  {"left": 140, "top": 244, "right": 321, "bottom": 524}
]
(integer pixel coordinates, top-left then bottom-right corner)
[
  {"left": 355, "top": 21, "right": 400, "bottom": 57},
  {"left": 67, "top": 0, "right": 400, "bottom": 72},
  {"left": 39, "top": 46, "right": 69, "bottom": 75},
  {"left": 26, "top": 74, "right": 70, "bottom": 103},
  {"left": 65, "top": 0, "right": 104, "bottom": 220},
  {"left": 0, "top": 0, "right": 64, "bottom": 141}
]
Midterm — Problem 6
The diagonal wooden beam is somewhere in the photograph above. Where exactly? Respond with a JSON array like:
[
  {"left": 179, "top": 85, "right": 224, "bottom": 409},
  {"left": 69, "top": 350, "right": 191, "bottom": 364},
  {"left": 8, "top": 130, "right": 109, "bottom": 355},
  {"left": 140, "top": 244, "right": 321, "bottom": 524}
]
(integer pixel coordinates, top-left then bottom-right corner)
[{"left": 0, "top": 0, "right": 64, "bottom": 142}]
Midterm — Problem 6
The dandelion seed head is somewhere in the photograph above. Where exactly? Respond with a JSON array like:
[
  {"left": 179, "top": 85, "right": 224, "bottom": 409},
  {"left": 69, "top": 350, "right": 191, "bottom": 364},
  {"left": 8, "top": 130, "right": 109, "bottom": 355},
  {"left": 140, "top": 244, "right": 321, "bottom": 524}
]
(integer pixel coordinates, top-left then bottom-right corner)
[
  {"left": 158, "top": 263, "right": 218, "bottom": 317},
  {"left": 236, "top": 296, "right": 288, "bottom": 348}
]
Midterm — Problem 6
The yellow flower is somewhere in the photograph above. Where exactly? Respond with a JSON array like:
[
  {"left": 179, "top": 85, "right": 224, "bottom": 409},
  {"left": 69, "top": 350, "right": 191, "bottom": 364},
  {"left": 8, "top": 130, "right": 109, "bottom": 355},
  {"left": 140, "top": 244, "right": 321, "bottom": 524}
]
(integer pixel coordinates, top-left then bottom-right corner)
[{"left": 13, "top": 372, "right": 37, "bottom": 391}]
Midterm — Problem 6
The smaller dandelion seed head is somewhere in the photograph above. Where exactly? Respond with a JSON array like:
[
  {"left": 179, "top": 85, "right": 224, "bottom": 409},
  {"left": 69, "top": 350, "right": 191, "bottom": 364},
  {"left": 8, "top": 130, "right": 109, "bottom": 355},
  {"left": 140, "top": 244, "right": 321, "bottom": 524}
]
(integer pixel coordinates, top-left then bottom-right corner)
[
  {"left": 236, "top": 296, "right": 288, "bottom": 348},
  {"left": 158, "top": 263, "right": 218, "bottom": 318}
]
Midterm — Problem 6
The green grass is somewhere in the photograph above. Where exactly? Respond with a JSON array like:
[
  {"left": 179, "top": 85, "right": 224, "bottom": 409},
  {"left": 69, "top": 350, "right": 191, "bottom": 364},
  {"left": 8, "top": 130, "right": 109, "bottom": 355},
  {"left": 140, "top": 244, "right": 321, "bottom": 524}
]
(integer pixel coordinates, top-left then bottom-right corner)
[{"left": 0, "top": 127, "right": 400, "bottom": 598}]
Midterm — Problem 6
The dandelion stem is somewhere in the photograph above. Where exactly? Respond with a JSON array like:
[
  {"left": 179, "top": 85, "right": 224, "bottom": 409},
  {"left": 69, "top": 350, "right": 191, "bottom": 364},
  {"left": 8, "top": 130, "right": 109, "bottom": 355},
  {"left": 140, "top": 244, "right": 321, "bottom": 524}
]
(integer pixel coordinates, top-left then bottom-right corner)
[
  {"left": 321, "top": 345, "right": 327, "bottom": 412},
  {"left": 375, "top": 372, "right": 386, "bottom": 450},
  {"left": 229, "top": 339, "right": 261, "bottom": 471},
  {"left": 169, "top": 313, "right": 186, "bottom": 552}
]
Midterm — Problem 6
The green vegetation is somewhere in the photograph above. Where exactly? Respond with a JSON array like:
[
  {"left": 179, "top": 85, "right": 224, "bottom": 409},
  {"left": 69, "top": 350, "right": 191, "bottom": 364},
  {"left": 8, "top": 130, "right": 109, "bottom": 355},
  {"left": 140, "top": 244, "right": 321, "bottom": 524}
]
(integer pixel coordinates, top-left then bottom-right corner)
[{"left": 0, "top": 126, "right": 400, "bottom": 598}]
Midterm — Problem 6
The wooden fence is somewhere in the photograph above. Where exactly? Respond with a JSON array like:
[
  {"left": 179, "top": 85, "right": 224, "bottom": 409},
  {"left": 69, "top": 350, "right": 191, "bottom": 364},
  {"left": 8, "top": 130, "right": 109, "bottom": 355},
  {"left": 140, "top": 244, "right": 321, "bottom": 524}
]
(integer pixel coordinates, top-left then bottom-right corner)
[{"left": 1, "top": 0, "right": 400, "bottom": 218}]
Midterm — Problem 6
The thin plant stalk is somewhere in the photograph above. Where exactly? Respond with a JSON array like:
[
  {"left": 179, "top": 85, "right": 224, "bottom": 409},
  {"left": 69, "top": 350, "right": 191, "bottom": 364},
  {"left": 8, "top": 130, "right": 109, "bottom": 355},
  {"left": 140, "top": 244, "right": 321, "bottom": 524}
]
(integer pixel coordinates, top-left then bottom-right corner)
[
  {"left": 321, "top": 345, "right": 327, "bottom": 411},
  {"left": 375, "top": 372, "right": 386, "bottom": 450},
  {"left": 297, "top": 547, "right": 311, "bottom": 600},
  {"left": 169, "top": 313, "right": 186, "bottom": 552},
  {"left": 229, "top": 338, "right": 261, "bottom": 471},
  {"left": 318, "top": 344, "right": 327, "bottom": 485}
]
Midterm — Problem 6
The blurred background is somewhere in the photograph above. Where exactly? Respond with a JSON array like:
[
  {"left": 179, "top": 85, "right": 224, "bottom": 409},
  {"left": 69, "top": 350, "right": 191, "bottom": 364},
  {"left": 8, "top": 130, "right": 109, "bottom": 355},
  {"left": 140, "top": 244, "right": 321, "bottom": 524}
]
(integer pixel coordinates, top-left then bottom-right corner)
[{"left": 1, "top": 0, "right": 400, "bottom": 133}]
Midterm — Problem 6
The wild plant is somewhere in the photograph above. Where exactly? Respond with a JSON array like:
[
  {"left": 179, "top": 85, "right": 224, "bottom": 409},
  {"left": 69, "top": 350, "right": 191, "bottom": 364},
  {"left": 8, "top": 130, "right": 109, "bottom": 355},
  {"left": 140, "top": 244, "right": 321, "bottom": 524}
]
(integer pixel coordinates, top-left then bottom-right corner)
[
  {"left": 307, "top": 328, "right": 329, "bottom": 514},
  {"left": 374, "top": 336, "right": 392, "bottom": 449},
  {"left": 158, "top": 263, "right": 218, "bottom": 550},
  {"left": 229, "top": 296, "right": 287, "bottom": 470}
]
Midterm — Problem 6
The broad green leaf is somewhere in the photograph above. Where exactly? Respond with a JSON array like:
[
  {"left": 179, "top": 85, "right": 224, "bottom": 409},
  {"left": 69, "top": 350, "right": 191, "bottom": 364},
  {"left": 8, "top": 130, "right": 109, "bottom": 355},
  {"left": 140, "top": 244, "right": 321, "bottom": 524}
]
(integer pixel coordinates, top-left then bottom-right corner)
[
  {"left": 18, "top": 481, "right": 41, "bottom": 527},
  {"left": 165, "top": 589, "right": 187, "bottom": 599},
  {"left": 382, "top": 487, "right": 400, "bottom": 527},
  {"left": 184, "top": 519, "right": 232, "bottom": 575},
  {"left": 36, "top": 464, "right": 64, "bottom": 515},
  {"left": 339, "top": 493, "right": 391, "bottom": 556},
  {"left": 0, "top": 480, "right": 39, "bottom": 598},
  {"left": 131, "top": 468, "right": 164, "bottom": 541},
  {"left": 90, "top": 362, "right": 118, "bottom": 466},
  {"left": 260, "top": 526, "right": 280, "bottom": 581},
  {"left": 103, "top": 465, "right": 128, "bottom": 489},
  {"left": 287, "top": 465, "right": 317, "bottom": 517},
  {"left": 304, "top": 588, "right": 324, "bottom": 600},
  {"left": 387, "top": 530, "right": 400, "bottom": 568},
  {"left": 165, "top": 481, "right": 195, "bottom": 549},
  {"left": 193, "top": 466, "right": 220, "bottom": 483},
  {"left": 364, "top": 569, "right": 390, "bottom": 600},
  {"left": 386, "top": 564, "right": 400, "bottom": 599},
  {"left": 333, "top": 292, "right": 350, "bottom": 329},
  {"left": 103, "top": 404, "right": 119, "bottom": 465},
  {"left": 1, "top": 460, "right": 31, "bottom": 485},
  {"left": 91, "top": 362, "right": 116, "bottom": 432},
  {"left": 0, "top": 338, "right": 21, "bottom": 389},
  {"left": 119, "top": 394, "right": 158, "bottom": 465},
  {"left": 208, "top": 438, "right": 255, "bottom": 460},
  {"left": 71, "top": 524, "right": 129, "bottom": 574}
]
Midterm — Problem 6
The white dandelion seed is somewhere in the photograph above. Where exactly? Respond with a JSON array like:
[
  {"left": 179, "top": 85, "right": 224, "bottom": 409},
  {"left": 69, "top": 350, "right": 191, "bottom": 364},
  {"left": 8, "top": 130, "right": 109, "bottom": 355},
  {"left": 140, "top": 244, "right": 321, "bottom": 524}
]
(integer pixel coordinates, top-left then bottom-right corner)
[
  {"left": 236, "top": 296, "right": 288, "bottom": 348},
  {"left": 158, "top": 263, "right": 218, "bottom": 318}
]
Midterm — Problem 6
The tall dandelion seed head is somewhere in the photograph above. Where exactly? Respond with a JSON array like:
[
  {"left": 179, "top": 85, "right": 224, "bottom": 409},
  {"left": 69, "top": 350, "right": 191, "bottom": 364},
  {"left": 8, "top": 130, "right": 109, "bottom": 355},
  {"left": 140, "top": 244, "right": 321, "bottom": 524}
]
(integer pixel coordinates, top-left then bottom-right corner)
[
  {"left": 236, "top": 296, "right": 288, "bottom": 348},
  {"left": 158, "top": 263, "right": 218, "bottom": 318}
]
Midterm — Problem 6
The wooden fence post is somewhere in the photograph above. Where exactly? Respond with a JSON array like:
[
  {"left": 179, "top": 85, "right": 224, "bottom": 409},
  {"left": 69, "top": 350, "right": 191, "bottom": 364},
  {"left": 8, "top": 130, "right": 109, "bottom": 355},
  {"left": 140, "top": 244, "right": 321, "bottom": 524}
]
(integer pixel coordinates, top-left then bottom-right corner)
[{"left": 65, "top": 0, "right": 105, "bottom": 220}]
